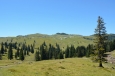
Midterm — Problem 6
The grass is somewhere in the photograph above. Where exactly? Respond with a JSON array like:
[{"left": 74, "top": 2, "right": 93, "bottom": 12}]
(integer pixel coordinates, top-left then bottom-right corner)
[
  {"left": 111, "top": 50, "right": 115, "bottom": 57},
  {"left": 0, "top": 58, "right": 115, "bottom": 76},
  {"left": 0, "top": 34, "right": 115, "bottom": 76}
]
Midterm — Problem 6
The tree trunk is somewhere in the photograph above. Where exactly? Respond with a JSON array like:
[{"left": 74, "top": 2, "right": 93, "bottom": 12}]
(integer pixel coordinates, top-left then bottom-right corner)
[
  {"left": 99, "top": 60, "right": 103, "bottom": 67},
  {"left": 99, "top": 56, "right": 103, "bottom": 67}
]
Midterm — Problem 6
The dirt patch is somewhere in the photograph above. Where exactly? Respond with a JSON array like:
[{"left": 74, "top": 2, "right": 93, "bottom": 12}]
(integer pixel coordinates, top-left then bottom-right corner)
[{"left": 104, "top": 52, "right": 115, "bottom": 64}]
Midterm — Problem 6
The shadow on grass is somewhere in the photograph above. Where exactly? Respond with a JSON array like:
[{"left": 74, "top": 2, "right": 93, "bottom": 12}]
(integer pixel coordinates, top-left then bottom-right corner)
[{"left": 58, "top": 66, "right": 65, "bottom": 69}]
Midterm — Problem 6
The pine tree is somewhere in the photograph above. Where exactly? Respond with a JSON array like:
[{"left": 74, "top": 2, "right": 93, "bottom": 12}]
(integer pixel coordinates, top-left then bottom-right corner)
[
  {"left": 43, "top": 41, "right": 46, "bottom": 46},
  {"left": 51, "top": 45, "right": 56, "bottom": 59},
  {"left": 55, "top": 43, "right": 61, "bottom": 59},
  {"left": 27, "top": 49, "right": 29, "bottom": 55},
  {"left": 24, "top": 50, "right": 26, "bottom": 55},
  {"left": 59, "top": 50, "right": 64, "bottom": 59},
  {"left": 65, "top": 45, "right": 69, "bottom": 58},
  {"left": 35, "top": 51, "right": 41, "bottom": 61},
  {"left": 48, "top": 44, "right": 52, "bottom": 59},
  {"left": 19, "top": 49, "right": 24, "bottom": 61},
  {"left": 86, "top": 44, "right": 91, "bottom": 57},
  {"left": 0, "top": 51, "right": 2, "bottom": 60},
  {"left": 77, "top": 46, "right": 82, "bottom": 57},
  {"left": 40, "top": 43, "right": 48, "bottom": 60},
  {"left": 8, "top": 43, "right": 13, "bottom": 60},
  {"left": 4, "top": 42, "right": 8, "bottom": 49},
  {"left": 94, "top": 16, "right": 107, "bottom": 67},
  {"left": 15, "top": 52, "right": 17, "bottom": 59},
  {"left": 1, "top": 42, "right": 4, "bottom": 54},
  {"left": 112, "top": 39, "right": 115, "bottom": 50},
  {"left": 31, "top": 46, "right": 34, "bottom": 54},
  {"left": 16, "top": 47, "right": 20, "bottom": 57},
  {"left": 27, "top": 45, "right": 31, "bottom": 52},
  {"left": 4, "top": 48, "right": 7, "bottom": 53}
]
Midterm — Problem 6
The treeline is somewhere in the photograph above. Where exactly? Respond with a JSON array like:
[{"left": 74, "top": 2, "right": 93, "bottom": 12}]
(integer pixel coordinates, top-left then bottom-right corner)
[
  {"left": 35, "top": 39, "right": 115, "bottom": 61},
  {"left": 0, "top": 39, "right": 115, "bottom": 61},
  {"left": 35, "top": 42, "right": 91, "bottom": 61},
  {"left": 56, "top": 33, "right": 68, "bottom": 35},
  {"left": 0, "top": 41, "right": 35, "bottom": 60},
  {"left": 35, "top": 42, "right": 64, "bottom": 61}
]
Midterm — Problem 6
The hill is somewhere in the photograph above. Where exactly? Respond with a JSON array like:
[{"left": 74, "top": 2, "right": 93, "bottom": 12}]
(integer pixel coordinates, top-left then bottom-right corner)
[
  {"left": 0, "top": 33, "right": 115, "bottom": 76},
  {"left": 0, "top": 33, "right": 94, "bottom": 49},
  {"left": 0, "top": 33, "right": 115, "bottom": 49}
]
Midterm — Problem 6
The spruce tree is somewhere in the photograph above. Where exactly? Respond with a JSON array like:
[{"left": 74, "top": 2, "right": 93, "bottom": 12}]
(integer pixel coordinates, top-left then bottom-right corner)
[
  {"left": 8, "top": 43, "right": 13, "bottom": 60},
  {"left": 59, "top": 50, "right": 64, "bottom": 59},
  {"left": 17, "top": 47, "right": 20, "bottom": 57},
  {"left": 40, "top": 43, "right": 48, "bottom": 60},
  {"left": 24, "top": 50, "right": 26, "bottom": 56},
  {"left": 77, "top": 46, "right": 82, "bottom": 57},
  {"left": 19, "top": 49, "right": 24, "bottom": 61},
  {"left": 94, "top": 16, "right": 107, "bottom": 67},
  {"left": 4, "top": 48, "right": 7, "bottom": 53},
  {"left": 1, "top": 42, "right": 4, "bottom": 54},
  {"left": 0, "top": 51, "right": 2, "bottom": 60},
  {"left": 27, "top": 49, "right": 29, "bottom": 55},
  {"left": 15, "top": 52, "right": 17, "bottom": 59},
  {"left": 35, "top": 51, "right": 41, "bottom": 61},
  {"left": 55, "top": 43, "right": 61, "bottom": 59},
  {"left": 48, "top": 44, "right": 52, "bottom": 59},
  {"left": 86, "top": 44, "right": 91, "bottom": 57},
  {"left": 31, "top": 46, "right": 34, "bottom": 54},
  {"left": 65, "top": 45, "right": 69, "bottom": 58},
  {"left": 27, "top": 45, "right": 31, "bottom": 52},
  {"left": 4, "top": 42, "right": 8, "bottom": 49}
]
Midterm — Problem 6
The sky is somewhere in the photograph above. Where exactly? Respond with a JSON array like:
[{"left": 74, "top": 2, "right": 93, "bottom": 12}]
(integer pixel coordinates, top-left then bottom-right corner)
[{"left": 0, "top": 0, "right": 115, "bottom": 37}]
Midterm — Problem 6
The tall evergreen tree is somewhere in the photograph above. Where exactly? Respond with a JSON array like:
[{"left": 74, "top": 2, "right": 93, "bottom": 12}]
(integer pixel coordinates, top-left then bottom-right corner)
[
  {"left": 19, "top": 49, "right": 24, "bottom": 61},
  {"left": 51, "top": 45, "right": 56, "bottom": 59},
  {"left": 8, "top": 43, "right": 13, "bottom": 60},
  {"left": 4, "top": 42, "right": 8, "bottom": 49},
  {"left": 24, "top": 50, "right": 26, "bottom": 55},
  {"left": 86, "top": 44, "right": 91, "bottom": 57},
  {"left": 35, "top": 51, "right": 41, "bottom": 61},
  {"left": 94, "top": 16, "right": 107, "bottom": 67},
  {"left": 65, "top": 45, "right": 69, "bottom": 58},
  {"left": 27, "top": 49, "right": 29, "bottom": 55},
  {"left": 77, "top": 46, "right": 82, "bottom": 57},
  {"left": 71, "top": 45, "right": 76, "bottom": 57},
  {"left": 4, "top": 48, "right": 7, "bottom": 53},
  {"left": 27, "top": 45, "right": 31, "bottom": 52},
  {"left": 40, "top": 43, "right": 49, "bottom": 60},
  {"left": 1, "top": 42, "right": 4, "bottom": 54},
  {"left": 17, "top": 47, "right": 20, "bottom": 57},
  {"left": 48, "top": 44, "right": 52, "bottom": 59},
  {"left": 31, "top": 46, "right": 34, "bottom": 54},
  {"left": 59, "top": 50, "right": 64, "bottom": 59},
  {"left": 15, "top": 52, "right": 18, "bottom": 59},
  {"left": 0, "top": 51, "right": 2, "bottom": 60},
  {"left": 55, "top": 43, "right": 61, "bottom": 59}
]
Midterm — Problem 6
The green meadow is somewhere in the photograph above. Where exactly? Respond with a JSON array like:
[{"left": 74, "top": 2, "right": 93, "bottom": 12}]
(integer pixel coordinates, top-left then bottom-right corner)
[
  {"left": 0, "top": 58, "right": 115, "bottom": 76},
  {"left": 0, "top": 34, "right": 115, "bottom": 76}
]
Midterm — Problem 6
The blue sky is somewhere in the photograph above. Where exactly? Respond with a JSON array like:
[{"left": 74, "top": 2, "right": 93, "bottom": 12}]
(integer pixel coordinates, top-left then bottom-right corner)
[{"left": 0, "top": 0, "right": 115, "bottom": 37}]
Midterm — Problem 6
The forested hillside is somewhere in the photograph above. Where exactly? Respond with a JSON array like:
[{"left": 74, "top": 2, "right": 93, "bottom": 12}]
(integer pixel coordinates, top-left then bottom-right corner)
[{"left": 0, "top": 33, "right": 115, "bottom": 61}]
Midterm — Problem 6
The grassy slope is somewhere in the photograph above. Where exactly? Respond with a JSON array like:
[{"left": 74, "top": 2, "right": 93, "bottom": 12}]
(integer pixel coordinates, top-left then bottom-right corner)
[
  {"left": 0, "top": 58, "right": 115, "bottom": 76},
  {"left": 0, "top": 34, "right": 115, "bottom": 76},
  {"left": 0, "top": 34, "right": 94, "bottom": 49}
]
